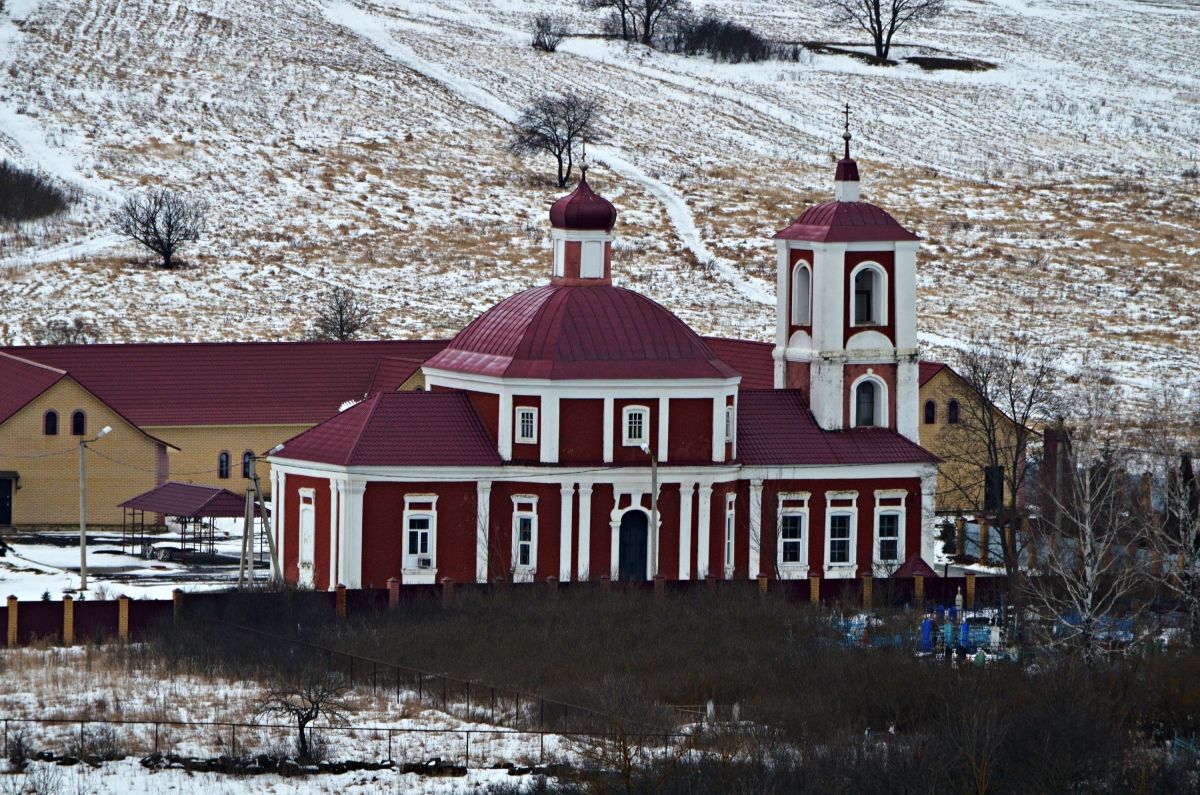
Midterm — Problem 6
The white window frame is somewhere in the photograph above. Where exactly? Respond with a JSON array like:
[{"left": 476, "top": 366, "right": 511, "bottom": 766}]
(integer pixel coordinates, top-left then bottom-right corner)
[
  {"left": 873, "top": 489, "right": 907, "bottom": 568},
  {"left": 724, "top": 405, "right": 735, "bottom": 444},
  {"left": 553, "top": 238, "right": 566, "bottom": 277},
  {"left": 515, "top": 406, "right": 539, "bottom": 445},
  {"left": 298, "top": 488, "right": 316, "bottom": 588},
  {"left": 402, "top": 494, "right": 439, "bottom": 582},
  {"left": 622, "top": 405, "right": 650, "bottom": 446},
  {"left": 581, "top": 240, "right": 604, "bottom": 278},
  {"left": 723, "top": 493, "right": 736, "bottom": 578},
  {"left": 849, "top": 262, "right": 888, "bottom": 327},
  {"left": 791, "top": 262, "right": 811, "bottom": 325},
  {"left": 511, "top": 495, "right": 539, "bottom": 582},
  {"left": 824, "top": 491, "right": 858, "bottom": 577},
  {"left": 850, "top": 373, "right": 889, "bottom": 429},
  {"left": 776, "top": 492, "right": 810, "bottom": 577}
]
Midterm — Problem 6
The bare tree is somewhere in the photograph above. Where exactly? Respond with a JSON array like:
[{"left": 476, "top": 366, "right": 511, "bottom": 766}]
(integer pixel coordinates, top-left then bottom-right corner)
[
  {"left": 254, "top": 674, "right": 351, "bottom": 761},
  {"left": 1024, "top": 397, "right": 1148, "bottom": 667},
  {"left": 112, "top": 188, "right": 206, "bottom": 269},
  {"left": 530, "top": 13, "right": 568, "bottom": 52},
  {"left": 581, "top": 0, "right": 633, "bottom": 40},
  {"left": 628, "top": 0, "right": 685, "bottom": 45},
  {"left": 29, "top": 316, "right": 100, "bottom": 345},
  {"left": 942, "top": 333, "right": 1058, "bottom": 590},
  {"left": 510, "top": 93, "right": 602, "bottom": 188},
  {"left": 310, "top": 286, "right": 372, "bottom": 341},
  {"left": 816, "top": 0, "right": 948, "bottom": 60}
]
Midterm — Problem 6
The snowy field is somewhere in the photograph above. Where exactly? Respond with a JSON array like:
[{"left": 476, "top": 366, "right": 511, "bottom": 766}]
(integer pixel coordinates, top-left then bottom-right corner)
[{"left": 0, "top": 0, "right": 1197, "bottom": 402}]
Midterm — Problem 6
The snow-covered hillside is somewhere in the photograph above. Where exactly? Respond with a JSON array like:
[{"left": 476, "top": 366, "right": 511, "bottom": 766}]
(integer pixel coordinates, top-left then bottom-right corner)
[{"left": 0, "top": 0, "right": 1197, "bottom": 396}]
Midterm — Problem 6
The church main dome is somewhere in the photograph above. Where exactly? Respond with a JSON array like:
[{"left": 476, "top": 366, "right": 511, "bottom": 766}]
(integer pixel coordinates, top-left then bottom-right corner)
[{"left": 423, "top": 284, "right": 739, "bottom": 381}]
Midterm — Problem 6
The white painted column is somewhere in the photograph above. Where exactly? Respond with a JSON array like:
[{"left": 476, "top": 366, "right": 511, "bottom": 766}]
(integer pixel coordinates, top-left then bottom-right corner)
[
  {"left": 328, "top": 480, "right": 341, "bottom": 590},
  {"left": 696, "top": 484, "right": 713, "bottom": 578},
  {"left": 475, "top": 481, "right": 492, "bottom": 583},
  {"left": 657, "top": 397, "right": 670, "bottom": 463},
  {"left": 559, "top": 483, "right": 574, "bottom": 581},
  {"left": 602, "top": 397, "right": 614, "bottom": 463},
  {"left": 749, "top": 478, "right": 764, "bottom": 579},
  {"left": 711, "top": 397, "right": 725, "bottom": 462},
  {"left": 541, "top": 395, "right": 560, "bottom": 463},
  {"left": 273, "top": 469, "right": 286, "bottom": 574},
  {"left": 609, "top": 491, "right": 622, "bottom": 580},
  {"left": 339, "top": 481, "right": 366, "bottom": 588},
  {"left": 920, "top": 467, "right": 938, "bottom": 565},
  {"left": 893, "top": 242, "right": 919, "bottom": 350},
  {"left": 577, "top": 484, "right": 593, "bottom": 580},
  {"left": 498, "top": 391, "right": 513, "bottom": 461},
  {"left": 678, "top": 482, "right": 694, "bottom": 580},
  {"left": 896, "top": 357, "right": 920, "bottom": 443},
  {"left": 773, "top": 240, "right": 790, "bottom": 385}
]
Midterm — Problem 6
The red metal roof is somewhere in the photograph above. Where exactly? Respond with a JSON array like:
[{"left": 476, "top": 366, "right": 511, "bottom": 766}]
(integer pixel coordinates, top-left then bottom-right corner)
[
  {"left": 703, "top": 337, "right": 774, "bottom": 389},
  {"left": 6, "top": 340, "right": 449, "bottom": 426},
  {"left": 549, "top": 171, "right": 617, "bottom": 232},
  {"left": 774, "top": 201, "right": 919, "bottom": 243},
  {"left": 368, "top": 356, "right": 425, "bottom": 394},
  {"left": 895, "top": 554, "right": 939, "bottom": 578},
  {"left": 737, "top": 390, "right": 938, "bottom": 466},
  {"left": 0, "top": 352, "right": 66, "bottom": 425},
  {"left": 425, "top": 285, "right": 739, "bottom": 381},
  {"left": 834, "top": 157, "right": 860, "bottom": 182},
  {"left": 919, "top": 362, "right": 947, "bottom": 386},
  {"left": 119, "top": 481, "right": 258, "bottom": 517},
  {"left": 276, "top": 391, "right": 502, "bottom": 467}
]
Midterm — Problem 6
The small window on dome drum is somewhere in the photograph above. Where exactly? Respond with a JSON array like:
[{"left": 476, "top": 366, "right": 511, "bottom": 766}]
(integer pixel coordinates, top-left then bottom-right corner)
[{"left": 580, "top": 241, "right": 604, "bottom": 278}]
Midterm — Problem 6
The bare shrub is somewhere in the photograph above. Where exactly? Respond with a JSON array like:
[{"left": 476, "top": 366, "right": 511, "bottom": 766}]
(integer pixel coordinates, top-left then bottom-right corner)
[
  {"left": 530, "top": 13, "right": 568, "bottom": 52},
  {"left": 112, "top": 188, "right": 207, "bottom": 269},
  {"left": 29, "top": 317, "right": 100, "bottom": 345},
  {"left": 0, "top": 161, "right": 72, "bottom": 222},
  {"left": 254, "top": 673, "right": 351, "bottom": 761}
]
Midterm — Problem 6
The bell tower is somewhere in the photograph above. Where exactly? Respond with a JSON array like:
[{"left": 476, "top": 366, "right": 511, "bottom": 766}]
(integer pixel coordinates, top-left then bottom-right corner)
[{"left": 771, "top": 109, "right": 922, "bottom": 442}]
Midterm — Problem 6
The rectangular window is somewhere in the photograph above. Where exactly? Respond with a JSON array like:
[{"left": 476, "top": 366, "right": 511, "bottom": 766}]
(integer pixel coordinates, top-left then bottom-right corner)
[
  {"left": 402, "top": 495, "right": 439, "bottom": 575},
  {"left": 581, "top": 241, "right": 604, "bottom": 278},
  {"left": 724, "top": 496, "right": 736, "bottom": 573},
  {"left": 724, "top": 405, "right": 734, "bottom": 443},
  {"left": 623, "top": 406, "right": 649, "bottom": 446},
  {"left": 407, "top": 516, "right": 431, "bottom": 557},
  {"left": 516, "top": 516, "right": 533, "bottom": 567},
  {"left": 516, "top": 407, "right": 538, "bottom": 444},
  {"left": 780, "top": 513, "right": 804, "bottom": 564},
  {"left": 877, "top": 513, "right": 899, "bottom": 562},
  {"left": 511, "top": 496, "right": 539, "bottom": 578},
  {"left": 829, "top": 513, "right": 852, "bottom": 564},
  {"left": 984, "top": 466, "right": 1004, "bottom": 512}
]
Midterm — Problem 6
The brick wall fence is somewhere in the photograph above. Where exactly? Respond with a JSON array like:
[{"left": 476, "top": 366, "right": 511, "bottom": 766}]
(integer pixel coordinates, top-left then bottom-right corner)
[{"left": 1, "top": 574, "right": 1009, "bottom": 649}]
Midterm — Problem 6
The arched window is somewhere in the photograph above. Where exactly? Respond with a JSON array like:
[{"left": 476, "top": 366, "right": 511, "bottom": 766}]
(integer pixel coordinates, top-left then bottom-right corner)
[
  {"left": 71, "top": 410, "right": 87, "bottom": 436},
  {"left": 850, "top": 264, "right": 887, "bottom": 327},
  {"left": 791, "top": 263, "right": 811, "bottom": 325},
  {"left": 948, "top": 399, "right": 960, "bottom": 424},
  {"left": 43, "top": 411, "right": 59, "bottom": 436},
  {"left": 924, "top": 400, "right": 936, "bottom": 424},
  {"left": 241, "top": 451, "right": 254, "bottom": 479},
  {"left": 218, "top": 451, "right": 231, "bottom": 479},
  {"left": 855, "top": 380, "right": 877, "bottom": 427}
]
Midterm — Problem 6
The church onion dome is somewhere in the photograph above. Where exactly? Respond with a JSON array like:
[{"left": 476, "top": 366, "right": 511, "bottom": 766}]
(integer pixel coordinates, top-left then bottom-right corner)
[
  {"left": 549, "top": 170, "right": 617, "bottom": 232},
  {"left": 774, "top": 201, "right": 919, "bottom": 243},
  {"left": 423, "top": 284, "right": 739, "bottom": 381}
]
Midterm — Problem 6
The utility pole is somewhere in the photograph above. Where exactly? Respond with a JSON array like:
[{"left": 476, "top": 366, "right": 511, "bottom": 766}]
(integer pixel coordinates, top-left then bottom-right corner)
[
  {"left": 238, "top": 445, "right": 284, "bottom": 589},
  {"left": 78, "top": 426, "right": 113, "bottom": 591}
]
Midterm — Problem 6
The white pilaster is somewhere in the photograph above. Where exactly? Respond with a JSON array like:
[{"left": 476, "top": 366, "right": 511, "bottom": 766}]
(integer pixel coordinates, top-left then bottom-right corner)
[
  {"left": 774, "top": 241, "right": 790, "bottom": 369},
  {"left": 602, "top": 397, "right": 614, "bottom": 463},
  {"left": 273, "top": 469, "right": 286, "bottom": 572},
  {"left": 577, "top": 484, "right": 592, "bottom": 580},
  {"left": 920, "top": 467, "right": 938, "bottom": 565},
  {"left": 541, "top": 395, "right": 560, "bottom": 463},
  {"left": 749, "top": 478, "right": 763, "bottom": 579},
  {"left": 896, "top": 357, "right": 920, "bottom": 443},
  {"left": 678, "top": 482, "right": 694, "bottom": 580},
  {"left": 559, "top": 484, "right": 574, "bottom": 581},
  {"left": 475, "top": 481, "right": 492, "bottom": 583},
  {"left": 328, "top": 480, "right": 341, "bottom": 590},
  {"left": 657, "top": 397, "right": 670, "bottom": 463},
  {"left": 696, "top": 484, "right": 713, "bottom": 578},
  {"left": 339, "top": 481, "right": 366, "bottom": 588},
  {"left": 710, "top": 397, "right": 725, "bottom": 462},
  {"left": 894, "top": 242, "right": 919, "bottom": 350},
  {"left": 498, "top": 391, "right": 513, "bottom": 461}
]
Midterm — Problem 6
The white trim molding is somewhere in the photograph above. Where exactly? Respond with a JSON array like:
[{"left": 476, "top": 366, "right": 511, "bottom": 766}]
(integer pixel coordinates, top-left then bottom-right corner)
[
  {"left": 873, "top": 488, "right": 908, "bottom": 572},
  {"left": 775, "top": 491, "right": 811, "bottom": 579},
  {"left": 402, "top": 494, "right": 439, "bottom": 584},
  {"left": 511, "top": 494, "right": 539, "bottom": 583},
  {"left": 824, "top": 490, "right": 859, "bottom": 578},
  {"left": 475, "top": 481, "right": 492, "bottom": 583},
  {"left": 849, "top": 370, "right": 889, "bottom": 429}
]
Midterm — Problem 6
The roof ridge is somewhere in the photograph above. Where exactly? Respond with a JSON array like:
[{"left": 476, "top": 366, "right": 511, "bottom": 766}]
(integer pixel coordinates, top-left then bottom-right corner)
[
  {"left": 344, "top": 392, "right": 386, "bottom": 467},
  {"left": 0, "top": 350, "right": 67, "bottom": 375}
]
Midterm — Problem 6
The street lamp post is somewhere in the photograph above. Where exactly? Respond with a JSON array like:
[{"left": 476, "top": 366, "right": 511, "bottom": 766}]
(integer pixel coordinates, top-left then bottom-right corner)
[
  {"left": 640, "top": 443, "right": 659, "bottom": 578},
  {"left": 78, "top": 426, "right": 112, "bottom": 591}
]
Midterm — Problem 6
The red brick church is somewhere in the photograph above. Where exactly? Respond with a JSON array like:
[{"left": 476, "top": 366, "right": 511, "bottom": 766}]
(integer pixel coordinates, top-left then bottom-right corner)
[{"left": 269, "top": 135, "right": 939, "bottom": 589}]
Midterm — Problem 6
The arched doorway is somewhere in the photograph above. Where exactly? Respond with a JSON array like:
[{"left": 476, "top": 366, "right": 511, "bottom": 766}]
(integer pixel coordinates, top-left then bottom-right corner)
[{"left": 618, "top": 510, "right": 649, "bottom": 581}]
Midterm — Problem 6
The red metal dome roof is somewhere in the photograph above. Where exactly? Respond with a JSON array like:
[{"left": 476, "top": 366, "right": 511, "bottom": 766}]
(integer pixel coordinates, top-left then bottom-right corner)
[
  {"left": 549, "top": 171, "right": 617, "bottom": 232},
  {"left": 424, "top": 284, "right": 739, "bottom": 380},
  {"left": 774, "top": 201, "right": 919, "bottom": 243}
]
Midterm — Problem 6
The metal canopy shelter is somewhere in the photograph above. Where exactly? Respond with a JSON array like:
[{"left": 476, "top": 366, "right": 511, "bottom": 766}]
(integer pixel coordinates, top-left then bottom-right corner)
[{"left": 119, "top": 481, "right": 263, "bottom": 561}]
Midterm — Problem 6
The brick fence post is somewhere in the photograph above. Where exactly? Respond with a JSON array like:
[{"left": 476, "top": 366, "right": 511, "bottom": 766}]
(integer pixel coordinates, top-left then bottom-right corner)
[
  {"left": 979, "top": 524, "right": 990, "bottom": 565},
  {"left": 172, "top": 588, "right": 183, "bottom": 623},
  {"left": 335, "top": 584, "right": 347, "bottom": 619},
  {"left": 757, "top": 575, "right": 768, "bottom": 596},
  {"left": 705, "top": 574, "right": 717, "bottom": 589},
  {"left": 599, "top": 575, "right": 610, "bottom": 590},
  {"left": 118, "top": 595, "right": 130, "bottom": 642},
  {"left": 387, "top": 577, "right": 401, "bottom": 609},
  {"left": 861, "top": 573, "right": 873, "bottom": 608},
  {"left": 440, "top": 577, "right": 454, "bottom": 601},
  {"left": 809, "top": 575, "right": 820, "bottom": 605},
  {"left": 62, "top": 595, "right": 74, "bottom": 646},
  {"left": 652, "top": 575, "right": 664, "bottom": 596},
  {"left": 914, "top": 575, "right": 925, "bottom": 610},
  {"left": 6, "top": 595, "right": 16, "bottom": 647},
  {"left": 966, "top": 573, "right": 976, "bottom": 610}
]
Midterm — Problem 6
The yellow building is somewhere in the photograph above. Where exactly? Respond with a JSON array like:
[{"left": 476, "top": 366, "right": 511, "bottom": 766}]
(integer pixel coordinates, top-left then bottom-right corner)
[{"left": 917, "top": 363, "right": 1023, "bottom": 515}]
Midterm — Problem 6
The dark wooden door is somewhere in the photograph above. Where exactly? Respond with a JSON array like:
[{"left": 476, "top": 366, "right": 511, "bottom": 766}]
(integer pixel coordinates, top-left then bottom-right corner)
[
  {"left": 618, "top": 511, "right": 648, "bottom": 581},
  {"left": 0, "top": 479, "right": 12, "bottom": 525}
]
